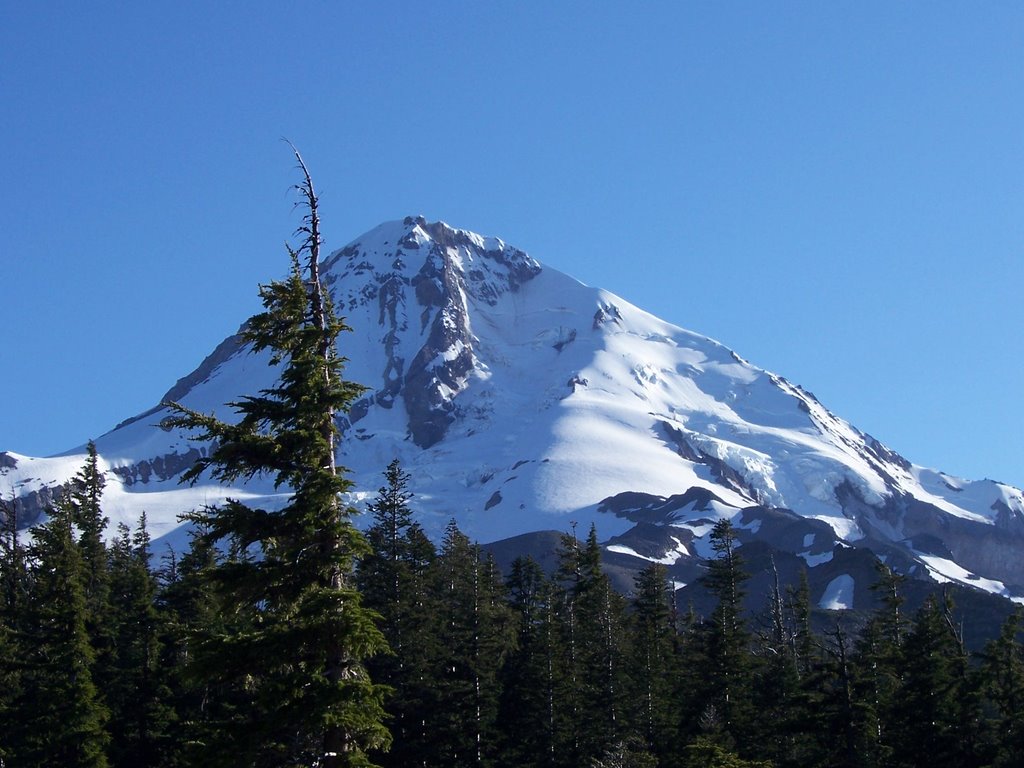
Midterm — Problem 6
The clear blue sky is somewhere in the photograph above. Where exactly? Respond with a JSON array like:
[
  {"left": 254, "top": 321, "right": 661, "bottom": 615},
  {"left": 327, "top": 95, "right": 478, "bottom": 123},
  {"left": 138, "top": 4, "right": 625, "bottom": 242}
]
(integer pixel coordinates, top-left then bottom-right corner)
[{"left": 2, "top": 2, "right": 1022, "bottom": 487}]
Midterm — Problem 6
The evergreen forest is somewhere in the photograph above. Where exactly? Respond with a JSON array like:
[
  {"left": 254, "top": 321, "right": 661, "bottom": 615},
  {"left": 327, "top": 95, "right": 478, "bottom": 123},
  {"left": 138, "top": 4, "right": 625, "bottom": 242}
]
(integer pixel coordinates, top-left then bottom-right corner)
[{"left": 7, "top": 448, "right": 1024, "bottom": 767}]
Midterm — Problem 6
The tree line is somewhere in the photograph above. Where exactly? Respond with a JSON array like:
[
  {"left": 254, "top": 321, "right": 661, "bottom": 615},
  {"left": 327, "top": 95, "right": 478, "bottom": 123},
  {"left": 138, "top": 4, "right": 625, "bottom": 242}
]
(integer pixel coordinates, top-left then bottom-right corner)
[
  {"left": 4, "top": 448, "right": 1024, "bottom": 767},
  {"left": 3, "top": 157, "right": 1024, "bottom": 767}
]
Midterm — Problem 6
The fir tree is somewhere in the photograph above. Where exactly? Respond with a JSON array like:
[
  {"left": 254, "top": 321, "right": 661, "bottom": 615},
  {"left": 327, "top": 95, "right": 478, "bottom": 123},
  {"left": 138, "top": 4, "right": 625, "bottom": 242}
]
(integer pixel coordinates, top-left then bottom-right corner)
[
  {"left": 626, "top": 562, "right": 680, "bottom": 763},
  {"left": 698, "top": 519, "right": 754, "bottom": 750},
  {"left": 848, "top": 561, "right": 908, "bottom": 767},
  {"left": 0, "top": 490, "right": 28, "bottom": 627},
  {"left": 980, "top": 608, "right": 1024, "bottom": 766},
  {"left": 358, "top": 459, "right": 438, "bottom": 768},
  {"left": 0, "top": 490, "right": 28, "bottom": 762},
  {"left": 749, "top": 558, "right": 811, "bottom": 767},
  {"left": 68, "top": 441, "right": 109, "bottom": 621},
  {"left": 497, "top": 556, "right": 559, "bottom": 768},
  {"left": 814, "top": 623, "right": 861, "bottom": 768},
  {"left": 163, "top": 150, "right": 389, "bottom": 767},
  {"left": 552, "top": 525, "right": 628, "bottom": 765},
  {"left": 154, "top": 525, "right": 230, "bottom": 767},
  {"left": 15, "top": 494, "right": 110, "bottom": 767},
  {"left": 890, "top": 594, "right": 974, "bottom": 768},
  {"left": 105, "top": 516, "right": 175, "bottom": 768},
  {"left": 426, "top": 521, "right": 514, "bottom": 767},
  {"left": 551, "top": 525, "right": 588, "bottom": 765},
  {"left": 66, "top": 441, "right": 117, "bottom": 749}
]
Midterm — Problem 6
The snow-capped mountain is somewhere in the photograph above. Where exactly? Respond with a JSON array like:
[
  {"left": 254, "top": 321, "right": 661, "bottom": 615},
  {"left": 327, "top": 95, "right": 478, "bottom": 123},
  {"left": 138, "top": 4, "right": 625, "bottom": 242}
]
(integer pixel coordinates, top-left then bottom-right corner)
[{"left": 4, "top": 216, "right": 1024, "bottom": 612}]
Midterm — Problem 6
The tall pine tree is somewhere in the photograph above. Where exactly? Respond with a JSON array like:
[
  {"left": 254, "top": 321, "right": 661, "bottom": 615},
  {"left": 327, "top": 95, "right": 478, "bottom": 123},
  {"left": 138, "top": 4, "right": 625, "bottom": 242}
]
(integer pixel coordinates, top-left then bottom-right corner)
[
  {"left": 981, "top": 608, "right": 1024, "bottom": 766},
  {"left": 497, "top": 556, "right": 559, "bottom": 768},
  {"left": 15, "top": 493, "right": 110, "bottom": 767},
  {"left": 105, "top": 516, "right": 175, "bottom": 768},
  {"left": 164, "top": 150, "right": 389, "bottom": 767},
  {"left": 0, "top": 491, "right": 27, "bottom": 763},
  {"left": 425, "top": 521, "right": 513, "bottom": 767},
  {"left": 552, "top": 524, "right": 628, "bottom": 766},
  {"left": 627, "top": 563, "right": 680, "bottom": 763},
  {"left": 695, "top": 519, "right": 753, "bottom": 753},
  {"left": 358, "top": 458, "right": 438, "bottom": 768}
]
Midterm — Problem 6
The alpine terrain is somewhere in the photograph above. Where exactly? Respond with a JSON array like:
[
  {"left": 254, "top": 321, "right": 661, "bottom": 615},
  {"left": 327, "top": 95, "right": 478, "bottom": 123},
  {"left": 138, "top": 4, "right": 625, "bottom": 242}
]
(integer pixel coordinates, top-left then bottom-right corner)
[{"left": 4, "top": 216, "right": 1024, "bottom": 613}]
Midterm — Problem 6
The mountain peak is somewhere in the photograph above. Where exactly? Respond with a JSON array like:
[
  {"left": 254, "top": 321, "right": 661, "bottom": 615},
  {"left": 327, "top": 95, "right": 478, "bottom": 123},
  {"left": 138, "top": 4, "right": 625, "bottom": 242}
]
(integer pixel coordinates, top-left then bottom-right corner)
[
  {"left": 319, "top": 216, "right": 543, "bottom": 447},
  {"left": 322, "top": 216, "right": 539, "bottom": 298},
  {"left": 5, "top": 217, "right": 1024, "bottom": 609}
]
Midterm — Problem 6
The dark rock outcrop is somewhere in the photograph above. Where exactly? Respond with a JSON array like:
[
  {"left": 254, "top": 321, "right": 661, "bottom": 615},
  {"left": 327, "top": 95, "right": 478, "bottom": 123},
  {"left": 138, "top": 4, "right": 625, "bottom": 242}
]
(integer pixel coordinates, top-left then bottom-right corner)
[{"left": 110, "top": 447, "right": 206, "bottom": 486}]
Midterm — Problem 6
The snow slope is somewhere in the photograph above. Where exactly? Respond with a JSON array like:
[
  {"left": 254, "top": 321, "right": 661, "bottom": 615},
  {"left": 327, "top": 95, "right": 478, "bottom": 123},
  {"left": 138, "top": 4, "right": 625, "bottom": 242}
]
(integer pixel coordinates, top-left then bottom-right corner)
[{"left": 4, "top": 216, "right": 1024, "bottom": 605}]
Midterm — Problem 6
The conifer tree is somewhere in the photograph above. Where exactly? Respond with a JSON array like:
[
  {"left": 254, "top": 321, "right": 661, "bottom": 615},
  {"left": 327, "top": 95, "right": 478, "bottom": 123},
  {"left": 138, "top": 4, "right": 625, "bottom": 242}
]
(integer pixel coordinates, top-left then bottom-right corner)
[
  {"left": 105, "top": 516, "right": 174, "bottom": 768},
  {"left": 788, "top": 569, "right": 814, "bottom": 679},
  {"left": 497, "top": 555, "right": 559, "bottom": 768},
  {"left": 849, "top": 561, "right": 907, "bottom": 767},
  {"left": 66, "top": 441, "right": 118, "bottom": 742},
  {"left": 164, "top": 150, "right": 389, "bottom": 767},
  {"left": 0, "top": 612, "right": 18, "bottom": 764},
  {"left": 750, "top": 558, "right": 810, "bottom": 767},
  {"left": 552, "top": 525, "right": 628, "bottom": 765},
  {"left": 69, "top": 441, "right": 110, "bottom": 620},
  {"left": 698, "top": 519, "right": 754, "bottom": 750},
  {"left": 0, "top": 490, "right": 28, "bottom": 627},
  {"left": 980, "top": 608, "right": 1024, "bottom": 766},
  {"left": 358, "top": 459, "right": 438, "bottom": 768},
  {"left": 551, "top": 525, "right": 588, "bottom": 765},
  {"left": 0, "top": 491, "right": 28, "bottom": 762},
  {"left": 889, "top": 594, "right": 975, "bottom": 768},
  {"left": 814, "top": 624, "right": 861, "bottom": 768},
  {"left": 627, "top": 562, "right": 679, "bottom": 762},
  {"left": 16, "top": 494, "right": 110, "bottom": 767},
  {"left": 426, "top": 521, "right": 514, "bottom": 767},
  {"left": 360, "top": 459, "right": 435, "bottom": 661},
  {"left": 154, "top": 525, "right": 229, "bottom": 767}
]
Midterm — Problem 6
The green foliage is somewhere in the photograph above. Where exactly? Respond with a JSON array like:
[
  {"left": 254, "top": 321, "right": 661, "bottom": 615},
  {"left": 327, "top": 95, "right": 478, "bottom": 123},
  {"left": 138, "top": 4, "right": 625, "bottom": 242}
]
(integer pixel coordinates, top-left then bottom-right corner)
[
  {"left": 69, "top": 441, "right": 109, "bottom": 614},
  {"left": 425, "top": 521, "right": 515, "bottom": 767},
  {"left": 889, "top": 593, "right": 978, "bottom": 768},
  {"left": 590, "top": 738, "right": 658, "bottom": 768},
  {"left": 10, "top": 478, "right": 1024, "bottom": 768},
  {"left": 981, "top": 608, "right": 1024, "bottom": 766},
  {"left": 16, "top": 495, "right": 110, "bottom": 767},
  {"left": 696, "top": 519, "right": 754, "bottom": 747},
  {"left": 105, "top": 516, "right": 175, "bottom": 767},
  {"left": 551, "top": 525, "right": 630, "bottom": 765},
  {"left": 0, "top": 491, "right": 28, "bottom": 761},
  {"left": 627, "top": 563, "right": 680, "bottom": 761},
  {"left": 498, "top": 556, "right": 559, "bottom": 767},
  {"left": 162, "top": 154, "right": 388, "bottom": 767},
  {"left": 680, "top": 736, "right": 772, "bottom": 768},
  {"left": 358, "top": 459, "right": 438, "bottom": 768}
]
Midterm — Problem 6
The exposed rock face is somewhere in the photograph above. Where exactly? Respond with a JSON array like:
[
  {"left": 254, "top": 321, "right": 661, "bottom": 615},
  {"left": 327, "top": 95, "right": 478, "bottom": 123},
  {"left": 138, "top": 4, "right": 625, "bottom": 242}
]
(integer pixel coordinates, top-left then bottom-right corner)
[
  {"left": 901, "top": 496, "right": 1024, "bottom": 591},
  {"left": 403, "top": 237, "right": 477, "bottom": 447},
  {"left": 328, "top": 216, "right": 541, "bottom": 448},
  {"left": 6, "top": 485, "right": 59, "bottom": 528},
  {"left": 657, "top": 421, "right": 760, "bottom": 502},
  {"left": 109, "top": 447, "right": 207, "bottom": 486},
  {"left": 599, "top": 488, "right": 728, "bottom": 525}
]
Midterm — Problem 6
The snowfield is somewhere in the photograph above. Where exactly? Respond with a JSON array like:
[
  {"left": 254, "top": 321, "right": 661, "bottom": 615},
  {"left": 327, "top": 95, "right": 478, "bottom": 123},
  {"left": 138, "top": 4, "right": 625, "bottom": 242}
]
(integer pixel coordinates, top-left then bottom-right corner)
[{"left": 4, "top": 216, "right": 1024, "bottom": 603}]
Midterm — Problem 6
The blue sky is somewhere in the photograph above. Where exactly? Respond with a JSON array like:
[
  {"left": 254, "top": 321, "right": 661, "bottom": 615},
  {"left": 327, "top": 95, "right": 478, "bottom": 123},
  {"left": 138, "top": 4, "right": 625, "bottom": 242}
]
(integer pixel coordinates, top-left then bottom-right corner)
[{"left": 2, "top": 2, "right": 1022, "bottom": 487}]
